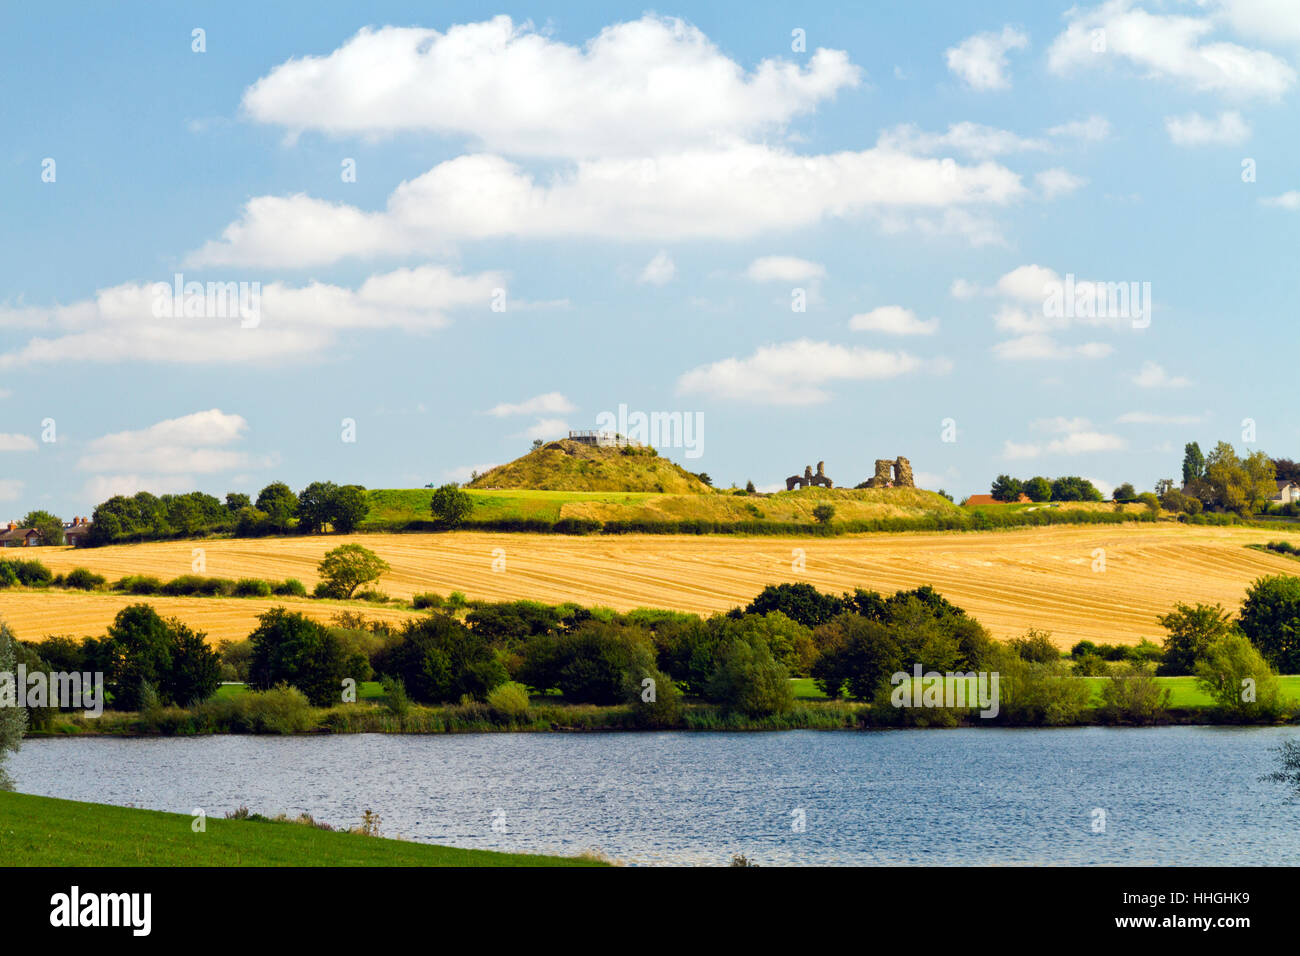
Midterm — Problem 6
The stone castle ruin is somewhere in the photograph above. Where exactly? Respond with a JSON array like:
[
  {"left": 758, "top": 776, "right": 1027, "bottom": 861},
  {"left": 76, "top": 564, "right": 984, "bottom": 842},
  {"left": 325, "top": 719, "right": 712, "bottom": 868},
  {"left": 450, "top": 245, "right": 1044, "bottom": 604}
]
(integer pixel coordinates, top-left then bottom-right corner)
[
  {"left": 784, "top": 457, "right": 915, "bottom": 491},
  {"left": 866, "top": 457, "right": 914, "bottom": 488}
]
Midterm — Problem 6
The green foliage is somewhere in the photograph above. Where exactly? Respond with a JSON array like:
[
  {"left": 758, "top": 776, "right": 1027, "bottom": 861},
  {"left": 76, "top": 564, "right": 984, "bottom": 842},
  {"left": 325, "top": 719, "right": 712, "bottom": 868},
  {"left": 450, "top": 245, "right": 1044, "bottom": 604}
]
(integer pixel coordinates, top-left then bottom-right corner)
[
  {"left": 162, "top": 621, "right": 222, "bottom": 706},
  {"left": 0, "top": 622, "right": 27, "bottom": 789},
  {"left": 1238, "top": 575, "right": 1300, "bottom": 674},
  {"left": 429, "top": 483, "right": 474, "bottom": 529},
  {"left": 21, "top": 510, "right": 65, "bottom": 547},
  {"left": 990, "top": 474, "right": 1024, "bottom": 502},
  {"left": 255, "top": 482, "right": 299, "bottom": 533},
  {"left": 0, "top": 558, "right": 52, "bottom": 587},
  {"left": 1112, "top": 482, "right": 1137, "bottom": 502},
  {"left": 1099, "top": 663, "right": 1171, "bottom": 724},
  {"left": 1261, "top": 740, "right": 1300, "bottom": 798},
  {"left": 63, "top": 567, "right": 106, "bottom": 590},
  {"left": 989, "top": 645, "right": 1091, "bottom": 726},
  {"left": 741, "top": 582, "right": 846, "bottom": 628},
  {"left": 1194, "top": 631, "right": 1285, "bottom": 720},
  {"left": 518, "top": 621, "right": 655, "bottom": 704},
  {"left": 273, "top": 578, "right": 307, "bottom": 597},
  {"left": 412, "top": 592, "right": 445, "bottom": 610},
  {"left": 1050, "top": 476, "right": 1104, "bottom": 502},
  {"left": 812, "top": 503, "right": 836, "bottom": 524},
  {"left": 247, "top": 608, "right": 353, "bottom": 707},
  {"left": 706, "top": 638, "right": 793, "bottom": 717},
  {"left": 1157, "top": 602, "right": 1235, "bottom": 676},
  {"left": 317, "top": 544, "right": 390, "bottom": 599},
  {"left": 486, "top": 681, "right": 531, "bottom": 720},
  {"left": 1007, "top": 628, "right": 1060, "bottom": 663},
  {"left": 1023, "top": 477, "right": 1052, "bottom": 502},
  {"left": 1182, "top": 442, "right": 1205, "bottom": 485},
  {"left": 378, "top": 614, "right": 507, "bottom": 704}
]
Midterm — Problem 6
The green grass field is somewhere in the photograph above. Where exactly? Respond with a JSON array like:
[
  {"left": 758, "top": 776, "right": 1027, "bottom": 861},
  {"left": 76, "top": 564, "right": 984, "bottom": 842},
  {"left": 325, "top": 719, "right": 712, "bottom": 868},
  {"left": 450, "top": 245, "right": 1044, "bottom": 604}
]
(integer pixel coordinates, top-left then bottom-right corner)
[
  {"left": 0, "top": 792, "right": 602, "bottom": 867},
  {"left": 364, "top": 488, "right": 657, "bottom": 527}
]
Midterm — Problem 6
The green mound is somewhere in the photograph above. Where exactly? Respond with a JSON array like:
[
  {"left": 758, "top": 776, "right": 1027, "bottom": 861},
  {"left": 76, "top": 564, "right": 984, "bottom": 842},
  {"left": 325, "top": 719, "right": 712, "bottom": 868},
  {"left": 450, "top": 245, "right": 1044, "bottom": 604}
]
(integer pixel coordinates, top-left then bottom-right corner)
[{"left": 467, "top": 440, "right": 713, "bottom": 493}]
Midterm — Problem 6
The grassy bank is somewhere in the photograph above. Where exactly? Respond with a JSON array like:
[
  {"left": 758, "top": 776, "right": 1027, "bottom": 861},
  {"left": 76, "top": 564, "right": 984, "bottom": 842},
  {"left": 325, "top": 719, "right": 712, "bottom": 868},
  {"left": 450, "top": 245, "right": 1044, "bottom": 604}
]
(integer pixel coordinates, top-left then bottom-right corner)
[{"left": 0, "top": 791, "right": 601, "bottom": 866}]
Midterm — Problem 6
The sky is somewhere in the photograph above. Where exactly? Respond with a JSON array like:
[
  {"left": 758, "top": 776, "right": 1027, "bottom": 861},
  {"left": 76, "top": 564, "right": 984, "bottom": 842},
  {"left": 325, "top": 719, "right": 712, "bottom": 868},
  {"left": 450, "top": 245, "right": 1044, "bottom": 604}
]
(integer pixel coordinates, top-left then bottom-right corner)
[{"left": 3, "top": 0, "right": 1299, "bottom": 517}]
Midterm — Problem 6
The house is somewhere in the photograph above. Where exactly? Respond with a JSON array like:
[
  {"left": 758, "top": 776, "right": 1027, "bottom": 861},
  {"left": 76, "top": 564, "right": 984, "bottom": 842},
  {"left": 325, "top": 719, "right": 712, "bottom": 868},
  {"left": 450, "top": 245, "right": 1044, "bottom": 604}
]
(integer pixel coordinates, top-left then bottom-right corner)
[
  {"left": 63, "top": 516, "right": 93, "bottom": 547},
  {"left": 0, "top": 522, "right": 41, "bottom": 548},
  {"left": 1272, "top": 480, "right": 1300, "bottom": 505},
  {"left": 964, "top": 493, "right": 1032, "bottom": 506}
]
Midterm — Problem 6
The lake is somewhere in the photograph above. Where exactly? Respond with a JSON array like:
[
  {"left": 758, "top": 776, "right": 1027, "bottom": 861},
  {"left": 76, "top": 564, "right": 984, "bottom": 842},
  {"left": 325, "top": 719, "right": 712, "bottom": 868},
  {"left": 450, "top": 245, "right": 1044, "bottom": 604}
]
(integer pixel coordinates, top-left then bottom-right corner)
[{"left": 11, "top": 726, "right": 1300, "bottom": 865}]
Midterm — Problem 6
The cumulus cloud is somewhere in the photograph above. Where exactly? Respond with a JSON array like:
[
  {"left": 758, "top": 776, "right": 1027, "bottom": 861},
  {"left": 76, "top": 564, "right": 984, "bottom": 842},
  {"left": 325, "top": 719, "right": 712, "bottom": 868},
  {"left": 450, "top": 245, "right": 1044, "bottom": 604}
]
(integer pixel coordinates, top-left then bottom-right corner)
[
  {"left": 1047, "top": 0, "right": 1295, "bottom": 99},
  {"left": 487, "top": 392, "right": 576, "bottom": 417},
  {"left": 992, "top": 335, "right": 1114, "bottom": 360},
  {"left": 745, "top": 256, "right": 826, "bottom": 282},
  {"left": 1133, "top": 361, "right": 1192, "bottom": 387},
  {"left": 945, "top": 26, "right": 1029, "bottom": 91},
  {"left": 676, "top": 338, "right": 950, "bottom": 405},
  {"left": 241, "top": 16, "right": 861, "bottom": 158},
  {"left": 77, "top": 410, "right": 251, "bottom": 475},
  {"left": 1165, "top": 110, "right": 1250, "bottom": 145},
  {"left": 1261, "top": 191, "right": 1300, "bottom": 209},
  {"left": 877, "top": 122, "right": 1048, "bottom": 159},
  {"left": 1117, "top": 411, "right": 1204, "bottom": 424},
  {"left": 0, "top": 433, "right": 37, "bottom": 452},
  {"left": 187, "top": 146, "right": 1028, "bottom": 267},
  {"left": 0, "top": 265, "right": 501, "bottom": 367},
  {"left": 1036, "top": 168, "right": 1087, "bottom": 199},
  {"left": 1003, "top": 422, "right": 1126, "bottom": 458},
  {"left": 637, "top": 250, "right": 676, "bottom": 285},
  {"left": 849, "top": 306, "right": 939, "bottom": 336}
]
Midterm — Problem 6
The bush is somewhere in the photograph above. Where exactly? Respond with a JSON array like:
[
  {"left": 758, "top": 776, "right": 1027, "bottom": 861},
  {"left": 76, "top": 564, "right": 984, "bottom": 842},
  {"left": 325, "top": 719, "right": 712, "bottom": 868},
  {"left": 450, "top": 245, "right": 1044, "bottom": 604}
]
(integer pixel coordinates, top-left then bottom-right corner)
[
  {"left": 355, "top": 589, "right": 390, "bottom": 603},
  {"left": 113, "top": 574, "right": 163, "bottom": 595},
  {"left": 379, "top": 614, "right": 507, "bottom": 704},
  {"left": 248, "top": 608, "right": 354, "bottom": 707},
  {"left": 412, "top": 592, "right": 445, "bottom": 610},
  {"left": 812, "top": 504, "right": 836, "bottom": 524},
  {"left": 0, "top": 563, "right": 16, "bottom": 588},
  {"left": 430, "top": 484, "right": 474, "bottom": 529},
  {"left": 234, "top": 578, "right": 272, "bottom": 597},
  {"left": 741, "top": 583, "right": 845, "bottom": 628},
  {"left": 486, "top": 681, "right": 531, "bottom": 720},
  {"left": 1007, "top": 628, "right": 1059, "bottom": 663},
  {"left": 991, "top": 647, "right": 1091, "bottom": 726},
  {"left": 3, "top": 559, "right": 52, "bottom": 587},
  {"left": 1099, "top": 663, "right": 1170, "bottom": 724},
  {"left": 272, "top": 578, "right": 307, "bottom": 597},
  {"left": 62, "top": 567, "right": 106, "bottom": 591},
  {"left": 241, "top": 685, "right": 317, "bottom": 734},
  {"left": 1157, "top": 602, "right": 1235, "bottom": 676},
  {"left": 518, "top": 621, "right": 655, "bottom": 704},
  {"left": 1194, "top": 631, "right": 1286, "bottom": 721}
]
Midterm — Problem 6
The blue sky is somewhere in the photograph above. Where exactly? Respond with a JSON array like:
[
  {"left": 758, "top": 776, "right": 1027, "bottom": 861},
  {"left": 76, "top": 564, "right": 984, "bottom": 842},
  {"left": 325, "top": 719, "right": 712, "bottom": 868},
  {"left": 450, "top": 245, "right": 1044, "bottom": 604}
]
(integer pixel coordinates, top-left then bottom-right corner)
[{"left": 3, "top": 0, "right": 1299, "bottom": 516}]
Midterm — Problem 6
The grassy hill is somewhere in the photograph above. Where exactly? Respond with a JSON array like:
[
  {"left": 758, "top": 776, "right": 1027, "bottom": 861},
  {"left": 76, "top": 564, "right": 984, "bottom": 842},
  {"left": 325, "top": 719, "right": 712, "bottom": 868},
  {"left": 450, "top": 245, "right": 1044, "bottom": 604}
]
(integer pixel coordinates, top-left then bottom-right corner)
[
  {"left": 0, "top": 792, "right": 601, "bottom": 866},
  {"left": 467, "top": 440, "right": 713, "bottom": 493}
]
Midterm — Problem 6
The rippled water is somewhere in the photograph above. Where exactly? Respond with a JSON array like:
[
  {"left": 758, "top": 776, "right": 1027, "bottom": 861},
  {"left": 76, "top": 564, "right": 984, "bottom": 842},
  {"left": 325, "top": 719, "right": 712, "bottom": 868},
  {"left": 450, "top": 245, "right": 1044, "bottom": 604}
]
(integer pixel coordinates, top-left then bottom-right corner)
[{"left": 11, "top": 727, "right": 1300, "bottom": 865}]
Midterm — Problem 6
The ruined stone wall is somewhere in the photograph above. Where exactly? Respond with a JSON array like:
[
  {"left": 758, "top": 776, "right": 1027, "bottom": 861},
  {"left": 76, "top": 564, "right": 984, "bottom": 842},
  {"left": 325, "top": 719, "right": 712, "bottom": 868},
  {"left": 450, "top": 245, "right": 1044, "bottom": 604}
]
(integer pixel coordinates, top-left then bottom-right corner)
[{"left": 893, "top": 456, "right": 915, "bottom": 488}]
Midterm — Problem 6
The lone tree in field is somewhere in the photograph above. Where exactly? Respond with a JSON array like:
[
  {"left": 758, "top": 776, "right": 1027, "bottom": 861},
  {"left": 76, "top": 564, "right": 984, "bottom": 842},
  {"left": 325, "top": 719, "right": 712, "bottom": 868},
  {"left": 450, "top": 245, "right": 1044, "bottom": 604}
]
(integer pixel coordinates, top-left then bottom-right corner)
[
  {"left": 318, "top": 544, "right": 390, "bottom": 599},
  {"left": 812, "top": 503, "right": 836, "bottom": 524},
  {"left": 0, "top": 622, "right": 26, "bottom": 790},
  {"left": 429, "top": 484, "right": 474, "bottom": 529}
]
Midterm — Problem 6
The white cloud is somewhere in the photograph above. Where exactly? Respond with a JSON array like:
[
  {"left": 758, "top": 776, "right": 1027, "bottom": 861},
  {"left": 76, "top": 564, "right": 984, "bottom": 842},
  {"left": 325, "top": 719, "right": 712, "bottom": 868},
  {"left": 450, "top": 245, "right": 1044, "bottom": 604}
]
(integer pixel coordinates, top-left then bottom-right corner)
[
  {"left": 878, "top": 122, "right": 1048, "bottom": 159},
  {"left": 849, "top": 306, "right": 938, "bottom": 336},
  {"left": 1036, "top": 168, "right": 1087, "bottom": 198},
  {"left": 676, "top": 338, "right": 950, "bottom": 405},
  {"left": 77, "top": 410, "right": 251, "bottom": 475},
  {"left": 1047, "top": 115, "right": 1112, "bottom": 140},
  {"left": 996, "top": 264, "right": 1063, "bottom": 302},
  {"left": 637, "top": 250, "right": 676, "bottom": 285},
  {"left": 0, "top": 433, "right": 37, "bottom": 452},
  {"left": 1003, "top": 426, "right": 1125, "bottom": 458},
  {"left": 1117, "top": 411, "right": 1204, "bottom": 424},
  {"left": 950, "top": 278, "right": 980, "bottom": 299},
  {"left": 520, "top": 418, "right": 569, "bottom": 441},
  {"left": 0, "top": 479, "right": 22, "bottom": 502},
  {"left": 487, "top": 392, "right": 576, "bottom": 417},
  {"left": 1208, "top": 0, "right": 1300, "bottom": 47},
  {"left": 188, "top": 146, "right": 1029, "bottom": 267},
  {"left": 1261, "top": 191, "right": 1300, "bottom": 209},
  {"left": 1002, "top": 441, "right": 1043, "bottom": 460},
  {"left": 1031, "top": 416, "right": 1094, "bottom": 433},
  {"left": 992, "top": 334, "right": 1114, "bottom": 360},
  {"left": 445, "top": 463, "right": 500, "bottom": 483},
  {"left": 1047, "top": 0, "right": 1295, "bottom": 99},
  {"left": 0, "top": 265, "right": 501, "bottom": 367},
  {"left": 1133, "top": 361, "right": 1192, "bottom": 387},
  {"left": 82, "top": 475, "right": 199, "bottom": 500},
  {"left": 241, "top": 16, "right": 861, "bottom": 158},
  {"left": 1047, "top": 431, "right": 1126, "bottom": 454},
  {"left": 1164, "top": 110, "right": 1250, "bottom": 145},
  {"left": 745, "top": 256, "right": 826, "bottom": 282},
  {"left": 945, "top": 26, "right": 1029, "bottom": 91}
]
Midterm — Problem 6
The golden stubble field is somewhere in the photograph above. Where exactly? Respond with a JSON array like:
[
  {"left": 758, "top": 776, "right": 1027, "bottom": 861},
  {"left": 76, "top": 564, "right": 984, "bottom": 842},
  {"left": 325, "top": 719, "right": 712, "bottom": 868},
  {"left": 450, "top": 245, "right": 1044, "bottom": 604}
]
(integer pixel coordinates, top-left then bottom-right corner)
[{"left": 3, "top": 523, "right": 1298, "bottom": 647}]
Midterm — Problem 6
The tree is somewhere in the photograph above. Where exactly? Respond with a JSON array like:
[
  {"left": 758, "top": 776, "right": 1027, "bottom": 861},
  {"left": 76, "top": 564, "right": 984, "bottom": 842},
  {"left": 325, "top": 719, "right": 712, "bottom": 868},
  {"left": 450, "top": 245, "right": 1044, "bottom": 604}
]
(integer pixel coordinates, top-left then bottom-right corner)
[
  {"left": 1099, "top": 663, "right": 1170, "bottom": 725},
  {"left": 225, "top": 493, "right": 252, "bottom": 512},
  {"left": 381, "top": 614, "right": 507, "bottom": 703},
  {"left": 1182, "top": 442, "right": 1205, "bottom": 486},
  {"left": 21, "top": 510, "right": 64, "bottom": 547},
  {"left": 706, "top": 638, "right": 794, "bottom": 716},
  {"left": 531, "top": 439, "right": 544, "bottom": 451},
  {"left": 429, "top": 483, "right": 474, "bottom": 529},
  {"left": 1238, "top": 575, "right": 1300, "bottom": 674},
  {"left": 1157, "top": 602, "right": 1235, "bottom": 675},
  {"left": 104, "top": 604, "right": 174, "bottom": 710},
  {"left": 255, "top": 482, "right": 298, "bottom": 533},
  {"left": 1194, "top": 631, "right": 1283, "bottom": 720},
  {"left": 990, "top": 474, "right": 1024, "bottom": 502},
  {"left": 696, "top": 472, "right": 713, "bottom": 487},
  {"left": 1050, "top": 476, "right": 1103, "bottom": 502},
  {"left": 1112, "top": 483, "right": 1137, "bottom": 502},
  {"left": 1154, "top": 478, "right": 1174, "bottom": 497},
  {"left": 0, "top": 622, "right": 26, "bottom": 790},
  {"left": 1242, "top": 450, "right": 1277, "bottom": 514},
  {"left": 741, "top": 583, "right": 845, "bottom": 628},
  {"left": 332, "top": 485, "right": 369, "bottom": 533},
  {"left": 247, "top": 608, "right": 352, "bottom": 707},
  {"left": 161, "top": 621, "right": 221, "bottom": 705},
  {"left": 317, "top": 544, "right": 390, "bottom": 599},
  {"left": 812, "top": 503, "right": 836, "bottom": 524},
  {"left": 1273, "top": 458, "right": 1300, "bottom": 484},
  {"left": 1023, "top": 476, "right": 1052, "bottom": 502},
  {"left": 745, "top": 480, "right": 756, "bottom": 493},
  {"left": 296, "top": 481, "right": 341, "bottom": 534},
  {"left": 1204, "top": 441, "right": 1247, "bottom": 513}
]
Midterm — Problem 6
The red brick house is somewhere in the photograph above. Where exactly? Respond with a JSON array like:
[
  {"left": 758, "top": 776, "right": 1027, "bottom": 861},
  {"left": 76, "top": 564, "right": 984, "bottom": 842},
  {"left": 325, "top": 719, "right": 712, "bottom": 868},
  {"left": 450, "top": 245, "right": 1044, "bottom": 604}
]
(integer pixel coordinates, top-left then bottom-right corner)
[{"left": 0, "top": 522, "right": 41, "bottom": 547}]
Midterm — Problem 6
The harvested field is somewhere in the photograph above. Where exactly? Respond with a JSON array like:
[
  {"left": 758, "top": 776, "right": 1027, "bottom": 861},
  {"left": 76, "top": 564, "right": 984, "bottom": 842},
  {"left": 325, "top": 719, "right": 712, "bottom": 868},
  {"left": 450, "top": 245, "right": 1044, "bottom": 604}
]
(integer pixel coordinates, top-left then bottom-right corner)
[{"left": 8, "top": 523, "right": 1300, "bottom": 647}]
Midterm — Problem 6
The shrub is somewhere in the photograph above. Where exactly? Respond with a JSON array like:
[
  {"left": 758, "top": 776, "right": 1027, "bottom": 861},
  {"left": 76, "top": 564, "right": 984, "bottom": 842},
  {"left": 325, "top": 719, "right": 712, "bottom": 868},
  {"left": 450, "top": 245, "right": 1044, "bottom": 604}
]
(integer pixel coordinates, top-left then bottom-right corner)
[
  {"left": 0, "top": 563, "right": 17, "bottom": 588},
  {"left": 1099, "top": 663, "right": 1170, "bottom": 724},
  {"left": 812, "top": 504, "right": 836, "bottom": 524},
  {"left": 113, "top": 575, "right": 163, "bottom": 595},
  {"left": 0, "top": 623, "right": 27, "bottom": 787},
  {"left": 518, "top": 621, "right": 654, "bottom": 704},
  {"left": 355, "top": 589, "right": 390, "bottom": 603},
  {"left": 379, "top": 675, "right": 410, "bottom": 718},
  {"left": 486, "top": 681, "right": 531, "bottom": 720},
  {"left": 62, "top": 567, "right": 106, "bottom": 591},
  {"left": 991, "top": 646, "right": 1091, "bottom": 726},
  {"left": 248, "top": 608, "right": 354, "bottom": 707},
  {"left": 430, "top": 483, "right": 474, "bottom": 529},
  {"left": 412, "top": 592, "right": 445, "bottom": 610},
  {"left": 272, "top": 578, "right": 307, "bottom": 597},
  {"left": 234, "top": 578, "right": 272, "bottom": 597},
  {"left": 1007, "top": 628, "right": 1059, "bottom": 663},
  {"left": 6, "top": 559, "right": 52, "bottom": 587},
  {"left": 1157, "top": 602, "right": 1235, "bottom": 676},
  {"left": 1194, "top": 631, "right": 1285, "bottom": 721},
  {"left": 242, "top": 685, "right": 317, "bottom": 734},
  {"left": 379, "top": 614, "right": 507, "bottom": 704}
]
